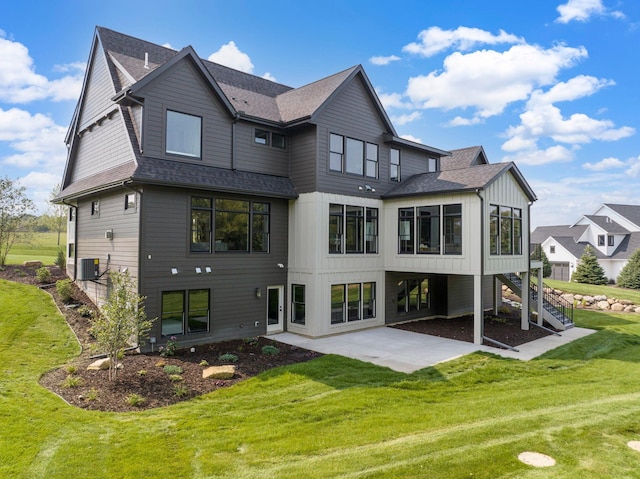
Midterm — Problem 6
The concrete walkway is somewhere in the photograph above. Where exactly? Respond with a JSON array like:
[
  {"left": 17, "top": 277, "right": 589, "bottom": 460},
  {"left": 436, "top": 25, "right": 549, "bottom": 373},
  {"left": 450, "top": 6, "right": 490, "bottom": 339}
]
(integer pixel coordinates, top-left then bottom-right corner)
[{"left": 272, "top": 326, "right": 596, "bottom": 373}]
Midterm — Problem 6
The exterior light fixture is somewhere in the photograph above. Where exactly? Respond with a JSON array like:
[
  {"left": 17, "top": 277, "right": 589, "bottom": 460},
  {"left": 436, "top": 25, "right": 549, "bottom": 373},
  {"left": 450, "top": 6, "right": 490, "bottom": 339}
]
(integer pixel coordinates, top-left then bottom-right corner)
[
  {"left": 255, "top": 288, "right": 262, "bottom": 298},
  {"left": 171, "top": 268, "right": 178, "bottom": 275},
  {"left": 195, "top": 267, "right": 202, "bottom": 274}
]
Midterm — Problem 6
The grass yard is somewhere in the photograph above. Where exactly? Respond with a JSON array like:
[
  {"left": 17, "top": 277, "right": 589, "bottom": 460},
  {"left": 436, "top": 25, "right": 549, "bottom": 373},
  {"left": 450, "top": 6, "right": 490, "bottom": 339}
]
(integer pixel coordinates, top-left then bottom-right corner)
[
  {"left": 4, "top": 231, "right": 64, "bottom": 266},
  {"left": 545, "top": 278, "right": 640, "bottom": 305},
  {"left": 3, "top": 280, "right": 640, "bottom": 477}
]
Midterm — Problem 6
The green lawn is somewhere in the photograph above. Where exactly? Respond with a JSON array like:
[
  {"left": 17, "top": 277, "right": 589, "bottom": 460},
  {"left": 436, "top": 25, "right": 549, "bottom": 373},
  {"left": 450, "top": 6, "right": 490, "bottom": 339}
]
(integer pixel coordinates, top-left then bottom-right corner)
[
  {"left": 544, "top": 278, "right": 640, "bottom": 304},
  {"left": 4, "top": 231, "right": 64, "bottom": 266},
  {"left": 3, "top": 279, "right": 640, "bottom": 477}
]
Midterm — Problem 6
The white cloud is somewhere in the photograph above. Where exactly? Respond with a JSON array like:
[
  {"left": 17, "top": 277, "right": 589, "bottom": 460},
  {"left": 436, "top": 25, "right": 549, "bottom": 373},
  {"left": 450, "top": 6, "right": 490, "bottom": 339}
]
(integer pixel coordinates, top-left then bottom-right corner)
[
  {"left": 400, "top": 134, "right": 423, "bottom": 144},
  {"left": 626, "top": 156, "right": 640, "bottom": 177},
  {"left": 402, "top": 26, "right": 523, "bottom": 57},
  {"left": 405, "top": 43, "right": 587, "bottom": 119},
  {"left": 207, "top": 41, "right": 254, "bottom": 73},
  {"left": 262, "top": 72, "right": 277, "bottom": 82},
  {"left": 162, "top": 43, "right": 176, "bottom": 50},
  {"left": 0, "top": 34, "right": 84, "bottom": 103},
  {"left": 448, "top": 116, "right": 484, "bottom": 126},
  {"left": 503, "top": 144, "right": 576, "bottom": 165},
  {"left": 369, "top": 55, "right": 401, "bottom": 66},
  {"left": 376, "top": 91, "right": 412, "bottom": 110},
  {"left": 555, "top": 0, "right": 624, "bottom": 23},
  {"left": 583, "top": 157, "right": 625, "bottom": 170},
  {"left": 391, "top": 111, "right": 422, "bottom": 126}
]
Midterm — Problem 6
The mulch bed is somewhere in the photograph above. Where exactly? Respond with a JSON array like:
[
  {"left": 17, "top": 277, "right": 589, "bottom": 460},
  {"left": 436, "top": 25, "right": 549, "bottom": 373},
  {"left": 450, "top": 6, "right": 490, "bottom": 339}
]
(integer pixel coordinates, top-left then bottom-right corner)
[{"left": 2, "top": 264, "right": 554, "bottom": 412}]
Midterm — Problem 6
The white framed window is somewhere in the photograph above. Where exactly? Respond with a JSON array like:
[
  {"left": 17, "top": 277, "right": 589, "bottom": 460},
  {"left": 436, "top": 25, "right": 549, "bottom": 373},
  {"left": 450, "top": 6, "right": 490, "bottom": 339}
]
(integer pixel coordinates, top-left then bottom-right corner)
[
  {"left": 254, "top": 129, "right": 269, "bottom": 145},
  {"left": 330, "top": 133, "right": 344, "bottom": 172},
  {"left": 366, "top": 143, "right": 378, "bottom": 178},
  {"left": 390, "top": 148, "right": 400, "bottom": 182},
  {"left": 345, "top": 138, "right": 364, "bottom": 175}
]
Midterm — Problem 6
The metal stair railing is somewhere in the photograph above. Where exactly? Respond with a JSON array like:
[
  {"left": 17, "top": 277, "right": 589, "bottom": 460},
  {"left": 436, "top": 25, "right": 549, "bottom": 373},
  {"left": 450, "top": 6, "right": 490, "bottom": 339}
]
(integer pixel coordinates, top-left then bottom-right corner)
[{"left": 504, "top": 273, "right": 574, "bottom": 326}]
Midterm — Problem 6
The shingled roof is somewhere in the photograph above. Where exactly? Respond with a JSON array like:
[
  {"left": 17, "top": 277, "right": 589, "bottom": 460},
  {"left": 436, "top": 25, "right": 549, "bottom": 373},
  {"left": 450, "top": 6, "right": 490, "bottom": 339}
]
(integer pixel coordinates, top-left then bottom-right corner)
[
  {"left": 584, "top": 215, "right": 630, "bottom": 234},
  {"left": 441, "top": 146, "right": 488, "bottom": 170}
]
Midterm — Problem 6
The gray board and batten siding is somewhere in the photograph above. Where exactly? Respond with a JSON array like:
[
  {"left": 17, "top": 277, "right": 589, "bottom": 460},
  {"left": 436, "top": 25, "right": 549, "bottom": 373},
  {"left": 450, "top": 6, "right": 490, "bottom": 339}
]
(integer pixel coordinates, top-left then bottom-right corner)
[{"left": 139, "top": 186, "right": 289, "bottom": 345}]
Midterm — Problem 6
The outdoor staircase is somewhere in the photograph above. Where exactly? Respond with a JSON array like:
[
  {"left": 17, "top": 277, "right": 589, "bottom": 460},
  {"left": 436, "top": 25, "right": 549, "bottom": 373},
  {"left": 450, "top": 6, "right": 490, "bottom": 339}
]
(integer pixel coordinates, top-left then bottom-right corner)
[{"left": 497, "top": 273, "right": 574, "bottom": 331}]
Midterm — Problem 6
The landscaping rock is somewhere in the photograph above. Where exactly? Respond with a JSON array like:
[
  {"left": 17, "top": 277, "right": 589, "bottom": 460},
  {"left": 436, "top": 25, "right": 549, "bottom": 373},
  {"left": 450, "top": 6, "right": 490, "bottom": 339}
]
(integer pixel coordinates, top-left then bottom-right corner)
[
  {"left": 597, "top": 301, "right": 611, "bottom": 310},
  {"left": 203, "top": 365, "right": 236, "bottom": 380},
  {"left": 574, "top": 294, "right": 583, "bottom": 301},
  {"left": 561, "top": 293, "right": 575, "bottom": 303},
  {"left": 625, "top": 305, "right": 636, "bottom": 313},
  {"left": 594, "top": 295, "right": 607, "bottom": 302},
  {"left": 611, "top": 303, "right": 625, "bottom": 312},
  {"left": 23, "top": 260, "right": 42, "bottom": 267},
  {"left": 87, "top": 358, "right": 121, "bottom": 370},
  {"left": 583, "top": 295, "right": 595, "bottom": 304},
  {"left": 635, "top": 307, "right": 640, "bottom": 314}
]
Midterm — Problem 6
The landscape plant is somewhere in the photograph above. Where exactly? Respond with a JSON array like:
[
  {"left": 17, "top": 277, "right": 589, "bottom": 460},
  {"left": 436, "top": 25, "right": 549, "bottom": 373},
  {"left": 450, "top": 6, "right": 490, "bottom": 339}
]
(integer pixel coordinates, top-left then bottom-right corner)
[
  {"left": 571, "top": 244, "right": 608, "bottom": 285},
  {"left": 55, "top": 278, "right": 74, "bottom": 303},
  {"left": 36, "top": 266, "right": 51, "bottom": 283},
  {"left": 617, "top": 248, "right": 640, "bottom": 289},
  {"left": 89, "top": 269, "right": 155, "bottom": 380},
  {"left": 0, "top": 177, "right": 35, "bottom": 266}
]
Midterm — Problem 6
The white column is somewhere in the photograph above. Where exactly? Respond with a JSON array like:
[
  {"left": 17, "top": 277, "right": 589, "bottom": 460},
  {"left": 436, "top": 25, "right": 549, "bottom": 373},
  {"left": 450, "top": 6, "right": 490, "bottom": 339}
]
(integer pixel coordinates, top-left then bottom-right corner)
[
  {"left": 494, "top": 275, "right": 502, "bottom": 314},
  {"left": 521, "top": 270, "right": 529, "bottom": 330},
  {"left": 474, "top": 274, "right": 483, "bottom": 344}
]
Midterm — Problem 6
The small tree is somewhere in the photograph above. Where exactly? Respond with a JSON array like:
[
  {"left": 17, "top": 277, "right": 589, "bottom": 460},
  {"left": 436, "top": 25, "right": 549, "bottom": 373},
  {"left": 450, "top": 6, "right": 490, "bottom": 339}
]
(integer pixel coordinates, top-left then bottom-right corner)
[
  {"left": 617, "top": 249, "right": 640, "bottom": 289},
  {"left": 47, "top": 183, "right": 67, "bottom": 246},
  {"left": 90, "top": 270, "right": 155, "bottom": 380},
  {"left": 532, "top": 245, "right": 552, "bottom": 278},
  {"left": 572, "top": 244, "right": 607, "bottom": 285},
  {"left": 0, "top": 177, "right": 35, "bottom": 266}
]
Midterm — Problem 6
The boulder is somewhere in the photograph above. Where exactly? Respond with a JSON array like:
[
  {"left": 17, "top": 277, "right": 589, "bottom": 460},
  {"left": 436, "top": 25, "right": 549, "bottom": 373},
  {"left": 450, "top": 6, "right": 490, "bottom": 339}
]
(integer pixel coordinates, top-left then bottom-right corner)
[
  {"left": 611, "top": 303, "right": 625, "bottom": 312},
  {"left": 583, "top": 296, "right": 595, "bottom": 304},
  {"left": 561, "top": 294, "right": 575, "bottom": 303},
  {"left": 608, "top": 298, "right": 616, "bottom": 305},
  {"left": 619, "top": 299, "right": 634, "bottom": 306},
  {"left": 594, "top": 295, "right": 607, "bottom": 302},
  {"left": 624, "top": 305, "right": 636, "bottom": 313},
  {"left": 635, "top": 307, "right": 640, "bottom": 314},
  {"left": 574, "top": 294, "right": 583, "bottom": 301},
  {"left": 87, "top": 358, "right": 121, "bottom": 370},
  {"left": 203, "top": 365, "right": 236, "bottom": 380},
  {"left": 597, "top": 301, "right": 611, "bottom": 310},
  {"left": 23, "top": 260, "right": 42, "bottom": 268}
]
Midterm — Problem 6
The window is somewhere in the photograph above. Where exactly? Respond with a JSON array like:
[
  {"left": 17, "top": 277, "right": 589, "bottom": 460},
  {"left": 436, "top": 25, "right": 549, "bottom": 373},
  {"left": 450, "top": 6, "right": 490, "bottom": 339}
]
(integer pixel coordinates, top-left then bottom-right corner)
[
  {"left": 427, "top": 158, "right": 438, "bottom": 172},
  {"left": 398, "top": 207, "right": 415, "bottom": 254},
  {"left": 550, "top": 246, "right": 556, "bottom": 254},
  {"left": 215, "top": 199, "right": 250, "bottom": 252},
  {"left": 162, "top": 289, "right": 210, "bottom": 336},
  {"left": 292, "top": 285, "right": 305, "bottom": 325},
  {"left": 390, "top": 148, "right": 400, "bottom": 182},
  {"left": 397, "top": 278, "right": 430, "bottom": 313},
  {"left": 331, "top": 284, "right": 345, "bottom": 324},
  {"left": 330, "top": 133, "right": 344, "bottom": 172},
  {"left": 443, "top": 204, "right": 462, "bottom": 255},
  {"left": 598, "top": 235, "right": 605, "bottom": 246},
  {"left": 490, "top": 204, "right": 522, "bottom": 255},
  {"left": 345, "top": 206, "right": 364, "bottom": 253},
  {"left": 366, "top": 143, "right": 378, "bottom": 178},
  {"left": 272, "top": 133, "right": 286, "bottom": 149},
  {"left": 608, "top": 235, "right": 614, "bottom": 246},
  {"left": 329, "top": 204, "right": 378, "bottom": 255},
  {"left": 254, "top": 129, "right": 269, "bottom": 145},
  {"left": 69, "top": 208, "right": 76, "bottom": 221},
  {"left": 490, "top": 205, "right": 499, "bottom": 255},
  {"left": 188, "top": 289, "right": 209, "bottom": 333},
  {"left": 91, "top": 200, "right": 100, "bottom": 216},
  {"left": 417, "top": 206, "right": 440, "bottom": 254},
  {"left": 166, "top": 110, "right": 201, "bottom": 158},
  {"left": 363, "top": 282, "right": 376, "bottom": 319},
  {"left": 68, "top": 243, "right": 75, "bottom": 258},
  {"left": 366, "top": 208, "right": 378, "bottom": 254},
  {"left": 252, "top": 203, "right": 270, "bottom": 253},
  {"left": 329, "top": 204, "right": 344, "bottom": 253},
  {"left": 124, "top": 193, "right": 136, "bottom": 211},
  {"left": 191, "top": 197, "right": 212, "bottom": 253},
  {"left": 331, "top": 282, "right": 376, "bottom": 323},
  {"left": 346, "top": 138, "right": 364, "bottom": 175}
]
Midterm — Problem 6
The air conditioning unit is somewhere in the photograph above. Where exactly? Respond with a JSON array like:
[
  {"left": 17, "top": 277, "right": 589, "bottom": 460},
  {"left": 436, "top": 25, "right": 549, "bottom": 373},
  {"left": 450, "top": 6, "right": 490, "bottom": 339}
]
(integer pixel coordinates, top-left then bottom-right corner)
[{"left": 78, "top": 258, "right": 99, "bottom": 280}]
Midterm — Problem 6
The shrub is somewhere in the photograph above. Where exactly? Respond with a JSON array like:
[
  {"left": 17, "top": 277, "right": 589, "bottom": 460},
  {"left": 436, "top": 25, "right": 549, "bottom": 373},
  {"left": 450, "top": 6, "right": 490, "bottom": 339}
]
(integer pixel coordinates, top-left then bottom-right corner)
[
  {"left": 55, "top": 249, "right": 66, "bottom": 269},
  {"left": 163, "top": 365, "right": 183, "bottom": 375},
  {"left": 65, "top": 365, "right": 78, "bottom": 375},
  {"left": 199, "top": 360, "right": 209, "bottom": 367},
  {"left": 572, "top": 245, "right": 608, "bottom": 285},
  {"left": 125, "top": 393, "right": 145, "bottom": 407},
  {"left": 86, "top": 388, "right": 99, "bottom": 401},
  {"left": 36, "top": 266, "right": 51, "bottom": 283},
  {"left": 56, "top": 279, "right": 74, "bottom": 303},
  {"left": 77, "top": 305, "right": 94, "bottom": 318},
  {"left": 243, "top": 337, "right": 259, "bottom": 347},
  {"left": 218, "top": 353, "right": 239, "bottom": 363},
  {"left": 261, "top": 345, "right": 280, "bottom": 356},
  {"left": 61, "top": 375, "right": 84, "bottom": 388},
  {"left": 618, "top": 249, "right": 640, "bottom": 289},
  {"left": 169, "top": 374, "right": 183, "bottom": 382},
  {"left": 159, "top": 336, "right": 177, "bottom": 357},
  {"left": 137, "top": 369, "right": 147, "bottom": 376},
  {"left": 174, "top": 385, "right": 189, "bottom": 398}
]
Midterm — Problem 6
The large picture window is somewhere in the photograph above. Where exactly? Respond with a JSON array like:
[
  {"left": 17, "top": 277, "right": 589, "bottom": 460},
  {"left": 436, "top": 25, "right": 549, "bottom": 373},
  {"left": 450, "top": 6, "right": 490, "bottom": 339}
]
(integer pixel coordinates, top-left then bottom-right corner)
[
  {"left": 191, "top": 197, "right": 212, "bottom": 253},
  {"left": 215, "top": 199, "right": 249, "bottom": 252},
  {"left": 166, "top": 110, "right": 201, "bottom": 158},
  {"left": 329, "top": 133, "right": 379, "bottom": 178},
  {"left": 331, "top": 282, "right": 376, "bottom": 324},
  {"left": 329, "top": 204, "right": 378, "bottom": 255},
  {"left": 345, "top": 206, "right": 364, "bottom": 253},
  {"left": 398, "top": 207, "right": 414, "bottom": 254},
  {"left": 162, "top": 289, "right": 210, "bottom": 336},
  {"left": 443, "top": 204, "right": 462, "bottom": 255},
  {"left": 346, "top": 138, "right": 364, "bottom": 175},
  {"left": 490, "top": 204, "right": 522, "bottom": 256}
]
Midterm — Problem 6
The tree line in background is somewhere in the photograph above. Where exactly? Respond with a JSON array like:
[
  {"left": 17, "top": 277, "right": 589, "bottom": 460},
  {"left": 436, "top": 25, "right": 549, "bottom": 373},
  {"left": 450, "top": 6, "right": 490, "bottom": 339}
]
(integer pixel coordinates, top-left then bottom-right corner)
[{"left": 0, "top": 176, "right": 67, "bottom": 266}]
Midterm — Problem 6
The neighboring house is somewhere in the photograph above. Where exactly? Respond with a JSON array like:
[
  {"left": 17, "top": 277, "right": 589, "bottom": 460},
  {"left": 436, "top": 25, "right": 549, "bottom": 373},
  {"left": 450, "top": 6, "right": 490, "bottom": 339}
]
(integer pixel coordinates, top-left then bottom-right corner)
[
  {"left": 55, "top": 27, "right": 539, "bottom": 349},
  {"left": 532, "top": 204, "right": 640, "bottom": 282}
]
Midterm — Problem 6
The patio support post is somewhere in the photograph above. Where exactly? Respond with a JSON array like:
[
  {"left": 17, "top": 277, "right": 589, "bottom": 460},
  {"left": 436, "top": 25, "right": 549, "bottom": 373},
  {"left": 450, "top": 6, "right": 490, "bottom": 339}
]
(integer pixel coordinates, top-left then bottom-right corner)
[
  {"left": 474, "top": 274, "right": 483, "bottom": 344},
  {"left": 537, "top": 267, "right": 544, "bottom": 326},
  {"left": 494, "top": 275, "right": 501, "bottom": 315},
  {"left": 521, "top": 270, "right": 529, "bottom": 330}
]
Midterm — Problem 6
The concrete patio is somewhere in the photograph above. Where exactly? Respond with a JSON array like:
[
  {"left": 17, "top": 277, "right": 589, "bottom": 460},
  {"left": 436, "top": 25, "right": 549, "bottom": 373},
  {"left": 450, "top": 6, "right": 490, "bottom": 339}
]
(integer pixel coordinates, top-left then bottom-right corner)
[{"left": 272, "top": 326, "right": 597, "bottom": 373}]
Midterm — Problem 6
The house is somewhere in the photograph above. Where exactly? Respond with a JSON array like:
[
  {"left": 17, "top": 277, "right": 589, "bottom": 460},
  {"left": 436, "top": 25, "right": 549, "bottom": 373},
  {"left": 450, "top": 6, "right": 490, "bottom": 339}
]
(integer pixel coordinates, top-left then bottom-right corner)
[
  {"left": 55, "top": 27, "right": 543, "bottom": 350},
  {"left": 532, "top": 204, "right": 640, "bottom": 282}
]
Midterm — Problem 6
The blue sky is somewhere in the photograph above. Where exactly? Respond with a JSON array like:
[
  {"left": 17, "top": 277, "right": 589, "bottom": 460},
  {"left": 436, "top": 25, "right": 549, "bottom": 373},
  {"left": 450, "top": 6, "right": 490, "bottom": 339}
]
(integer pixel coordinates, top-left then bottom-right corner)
[{"left": 1, "top": 0, "right": 638, "bottom": 228}]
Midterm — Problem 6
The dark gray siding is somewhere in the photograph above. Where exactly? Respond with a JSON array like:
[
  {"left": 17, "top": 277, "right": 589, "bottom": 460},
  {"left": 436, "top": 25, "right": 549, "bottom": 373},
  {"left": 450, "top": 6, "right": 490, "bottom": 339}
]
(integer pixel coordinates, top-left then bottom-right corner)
[
  {"left": 234, "top": 121, "right": 288, "bottom": 176},
  {"left": 78, "top": 44, "right": 116, "bottom": 129},
  {"left": 139, "top": 186, "right": 289, "bottom": 347},
  {"left": 138, "top": 58, "right": 233, "bottom": 168},
  {"left": 71, "top": 110, "right": 133, "bottom": 181},
  {"left": 288, "top": 125, "right": 317, "bottom": 193}
]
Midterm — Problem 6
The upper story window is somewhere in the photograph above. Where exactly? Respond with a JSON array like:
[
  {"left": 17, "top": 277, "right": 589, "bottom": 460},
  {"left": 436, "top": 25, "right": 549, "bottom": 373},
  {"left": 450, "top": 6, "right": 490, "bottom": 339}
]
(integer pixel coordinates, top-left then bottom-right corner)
[
  {"left": 329, "top": 133, "right": 378, "bottom": 178},
  {"left": 69, "top": 207, "right": 76, "bottom": 221},
  {"left": 598, "top": 235, "right": 605, "bottom": 246},
  {"left": 489, "top": 204, "right": 521, "bottom": 256},
  {"left": 255, "top": 129, "right": 286, "bottom": 149},
  {"left": 329, "top": 203, "right": 378, "bottom": 254},
  {"left": 191, "top": 197, "right": 212, "bottom": 253},
  {"left": 443, "top": 204, "right": 463, "bottom": 255},
  {"left": 417, "top": 206, "right": 440, "bottom": 254},
  {"left": 427, "top": 157, "right": 438, "bottom": 173},
  {"left": 124, "top": 193, "right": 136, "bottom": 211},
  {"left": 91, "top": 200, "right": 100, "bottom": 217},
  {"left": 550, "top": 245, "right": 556, "bottom": 254},
  {"left": 399, "top": 204, "right": 462, "bottom": 255},
  {"left": 608, "top": 235, "right": 614, "bottom": 246},
  {"left": 390, "top": 148, "right": 400, "bottom": 182},
  {"left": 166, "top": 110, "right": 201, "bottom": 158},
  {"left": 398, "top": 207, "right": 415, "bottom": 254}
]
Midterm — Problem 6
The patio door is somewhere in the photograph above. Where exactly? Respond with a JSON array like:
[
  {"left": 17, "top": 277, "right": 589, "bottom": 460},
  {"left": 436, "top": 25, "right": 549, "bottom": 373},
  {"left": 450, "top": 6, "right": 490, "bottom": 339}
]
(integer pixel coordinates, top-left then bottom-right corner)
[{"left": 267, "top": 285, "right": 284, "bottom": 333}]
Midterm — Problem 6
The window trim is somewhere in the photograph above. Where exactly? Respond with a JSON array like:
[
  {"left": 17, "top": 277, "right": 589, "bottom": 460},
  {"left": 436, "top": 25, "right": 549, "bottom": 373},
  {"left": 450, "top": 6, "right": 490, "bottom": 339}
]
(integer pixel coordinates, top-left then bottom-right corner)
[
  {"left": 291, "top": 284, "right": 306, "bottom": 325},
  {"left": 331, "top": 282, "right": 376, "bottom": 324},
  {"left": 165, "top": 109, "right": 202, "bottom": 159},
  {"left": 390, "top": 148, "right": 400, "bottom": 182},
  {"left": 161, "top": 289, "right": 211, "bottom": 337},
  {"left": 598, "top": 234, "right": 605, "bottom": 246},
  {"left": 329, "top": 204, "right": 378, "bottom": 255},
  {"left": 608, "top": 235, "right": 614, "bottom": 247}
]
